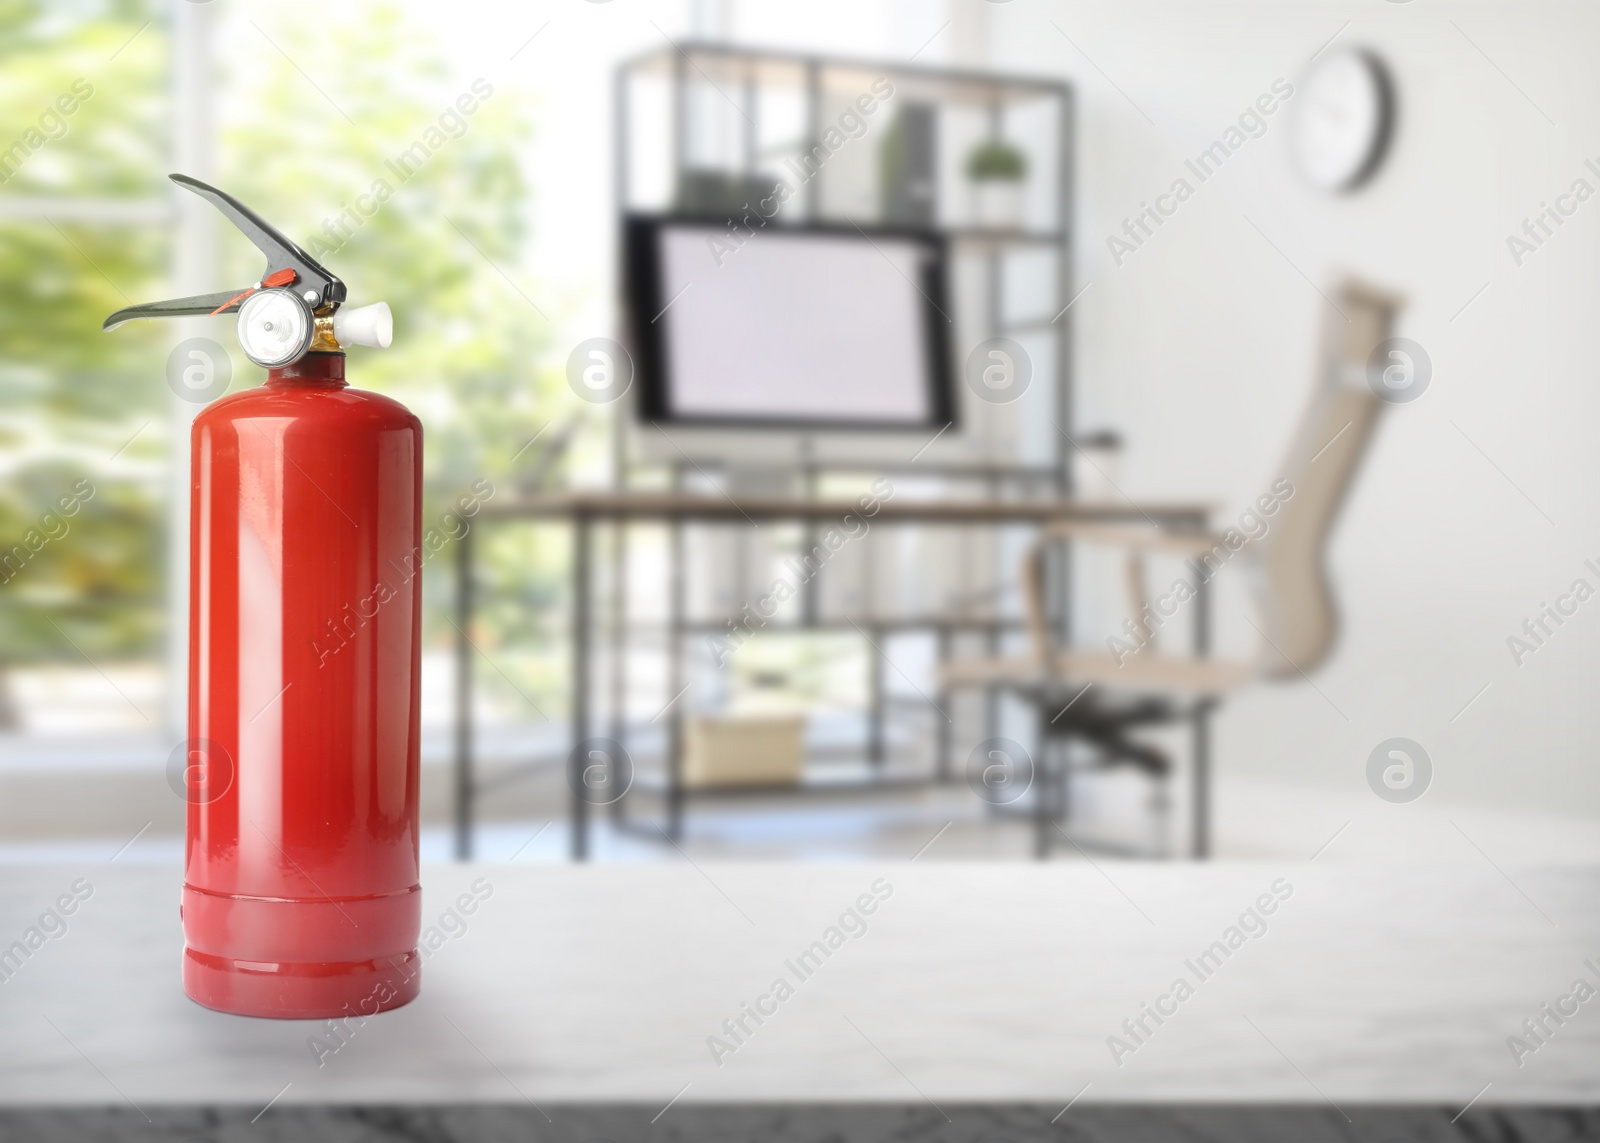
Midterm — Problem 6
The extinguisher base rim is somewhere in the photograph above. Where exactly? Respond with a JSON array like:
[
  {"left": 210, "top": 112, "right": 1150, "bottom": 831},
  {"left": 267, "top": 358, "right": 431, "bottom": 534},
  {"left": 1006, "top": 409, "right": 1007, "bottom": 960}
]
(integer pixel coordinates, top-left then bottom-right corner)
[{"left": 182, "top": 947, "right": 421, "bottom": 1020}]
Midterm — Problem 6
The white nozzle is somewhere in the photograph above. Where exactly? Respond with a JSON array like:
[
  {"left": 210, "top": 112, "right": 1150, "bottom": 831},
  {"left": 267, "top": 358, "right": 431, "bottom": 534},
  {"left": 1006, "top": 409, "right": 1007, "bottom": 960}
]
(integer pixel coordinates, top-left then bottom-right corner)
[{"left": 333, "top": 301, "right": 393, "bottom": 350}]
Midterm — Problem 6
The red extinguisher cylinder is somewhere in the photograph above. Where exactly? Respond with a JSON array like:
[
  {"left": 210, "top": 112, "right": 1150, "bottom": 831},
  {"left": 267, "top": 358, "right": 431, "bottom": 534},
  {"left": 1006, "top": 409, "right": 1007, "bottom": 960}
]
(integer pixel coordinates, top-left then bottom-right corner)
[{"left": 182, "top": 351, "right": 423, "bottom": 1019}]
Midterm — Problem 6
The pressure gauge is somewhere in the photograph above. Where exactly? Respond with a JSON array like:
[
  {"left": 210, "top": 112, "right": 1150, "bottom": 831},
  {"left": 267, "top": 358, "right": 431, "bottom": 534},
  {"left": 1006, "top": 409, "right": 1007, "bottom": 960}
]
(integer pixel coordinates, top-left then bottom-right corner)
[{"left": 237, "top": 288, "right": 315, "bottom": 368}]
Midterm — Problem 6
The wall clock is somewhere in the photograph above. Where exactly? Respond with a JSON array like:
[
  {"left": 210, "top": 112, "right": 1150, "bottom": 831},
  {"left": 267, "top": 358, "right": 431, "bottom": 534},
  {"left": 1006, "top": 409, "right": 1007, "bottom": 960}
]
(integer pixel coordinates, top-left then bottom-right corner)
[{"left": 1291, "top": 47, "right": 1395, "bottom": 192}]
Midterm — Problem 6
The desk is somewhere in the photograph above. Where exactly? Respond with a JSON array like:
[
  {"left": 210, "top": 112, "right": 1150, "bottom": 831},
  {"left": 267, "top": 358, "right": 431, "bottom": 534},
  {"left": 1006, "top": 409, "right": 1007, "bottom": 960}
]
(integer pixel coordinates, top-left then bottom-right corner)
[
  {"left": 454, "top": 491, "right": 1213, "bottom": 861},
  {"left": 2, "top": 862, "right": 1595, "bottom": 1140}
]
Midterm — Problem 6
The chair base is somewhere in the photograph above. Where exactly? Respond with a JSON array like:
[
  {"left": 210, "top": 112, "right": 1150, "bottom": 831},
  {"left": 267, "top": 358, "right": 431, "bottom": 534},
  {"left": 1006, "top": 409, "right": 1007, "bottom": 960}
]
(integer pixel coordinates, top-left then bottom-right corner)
[{"left": 1022, "top": 688, "right": 1217, "bottom": 860}]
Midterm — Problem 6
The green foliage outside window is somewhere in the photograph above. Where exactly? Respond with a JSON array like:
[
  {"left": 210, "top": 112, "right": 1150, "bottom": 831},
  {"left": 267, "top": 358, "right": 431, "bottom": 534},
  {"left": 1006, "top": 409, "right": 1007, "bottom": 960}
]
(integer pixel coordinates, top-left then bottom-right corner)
[{"left": 0, "top": 1, "right": 574, "bottom": 726}]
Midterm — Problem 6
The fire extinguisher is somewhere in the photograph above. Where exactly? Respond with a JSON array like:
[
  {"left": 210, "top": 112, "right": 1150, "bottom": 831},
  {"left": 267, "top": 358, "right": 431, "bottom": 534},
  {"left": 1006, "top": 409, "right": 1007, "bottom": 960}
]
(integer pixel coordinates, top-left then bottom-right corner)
[{"left": 105, "top": 174, "right": 422, "bottom": 1018}]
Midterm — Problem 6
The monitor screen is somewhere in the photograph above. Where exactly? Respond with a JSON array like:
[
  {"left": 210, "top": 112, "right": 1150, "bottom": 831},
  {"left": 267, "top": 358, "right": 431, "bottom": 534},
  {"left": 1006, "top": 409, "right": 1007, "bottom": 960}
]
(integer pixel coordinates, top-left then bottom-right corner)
[{"left": 625, "top": 216, "right": 954, "bottom": 429}]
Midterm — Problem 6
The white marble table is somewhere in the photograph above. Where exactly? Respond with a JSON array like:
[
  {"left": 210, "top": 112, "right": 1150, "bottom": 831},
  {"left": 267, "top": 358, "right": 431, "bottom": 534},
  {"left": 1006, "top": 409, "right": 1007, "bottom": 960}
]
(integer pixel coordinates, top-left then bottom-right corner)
[{"left": 0, "top": 861, "right": 1596, "bottom": 1139}]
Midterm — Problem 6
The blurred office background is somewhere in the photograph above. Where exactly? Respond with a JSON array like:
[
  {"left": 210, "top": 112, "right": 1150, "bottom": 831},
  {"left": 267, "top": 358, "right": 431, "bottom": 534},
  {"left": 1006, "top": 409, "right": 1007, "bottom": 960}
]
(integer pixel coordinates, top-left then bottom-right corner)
[{"left": 4, "top": 0, "right": 1599, "bottom": 866}]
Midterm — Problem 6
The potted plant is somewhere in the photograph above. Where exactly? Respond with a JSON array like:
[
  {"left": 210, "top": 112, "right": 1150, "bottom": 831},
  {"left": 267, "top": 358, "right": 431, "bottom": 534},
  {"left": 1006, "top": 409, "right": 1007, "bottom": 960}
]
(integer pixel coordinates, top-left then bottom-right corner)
[{"left": 966, "top": 138, "right": 1028, "bottom": 229}]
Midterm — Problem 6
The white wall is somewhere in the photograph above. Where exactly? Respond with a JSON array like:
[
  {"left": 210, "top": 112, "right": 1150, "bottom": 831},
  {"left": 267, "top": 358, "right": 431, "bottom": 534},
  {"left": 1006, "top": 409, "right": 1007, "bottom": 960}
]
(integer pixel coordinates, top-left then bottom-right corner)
[{"left": 985, "top": 0, "right": 1600, "bottom": 818}]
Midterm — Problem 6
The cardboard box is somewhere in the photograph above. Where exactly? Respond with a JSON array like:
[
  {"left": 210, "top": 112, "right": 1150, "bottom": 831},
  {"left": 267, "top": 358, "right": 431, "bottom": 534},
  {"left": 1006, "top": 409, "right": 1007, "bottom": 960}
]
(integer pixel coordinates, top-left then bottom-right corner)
[{"left": 682, "top": 714, "right": 806, "bottom": 789}]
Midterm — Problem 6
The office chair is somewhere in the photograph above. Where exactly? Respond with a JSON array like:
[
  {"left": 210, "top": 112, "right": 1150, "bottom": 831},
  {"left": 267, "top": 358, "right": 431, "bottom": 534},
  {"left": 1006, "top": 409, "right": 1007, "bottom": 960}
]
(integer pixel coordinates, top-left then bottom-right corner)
[{"left": 941, "top": 279, "right": 1404, "bottom": 858}]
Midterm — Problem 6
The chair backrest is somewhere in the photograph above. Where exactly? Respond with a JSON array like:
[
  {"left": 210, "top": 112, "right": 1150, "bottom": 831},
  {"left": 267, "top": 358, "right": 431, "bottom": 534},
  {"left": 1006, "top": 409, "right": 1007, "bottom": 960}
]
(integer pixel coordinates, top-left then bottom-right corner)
[{"left": 1254, "top": 280, "right": 1403, "bottom": 679}]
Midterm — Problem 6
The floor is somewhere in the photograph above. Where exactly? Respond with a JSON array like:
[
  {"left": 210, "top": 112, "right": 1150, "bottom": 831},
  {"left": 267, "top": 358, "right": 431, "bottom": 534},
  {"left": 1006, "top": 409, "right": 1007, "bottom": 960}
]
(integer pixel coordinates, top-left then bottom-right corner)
[{"left": 4, "top": 728, "right": 1599, "bottom": 867}]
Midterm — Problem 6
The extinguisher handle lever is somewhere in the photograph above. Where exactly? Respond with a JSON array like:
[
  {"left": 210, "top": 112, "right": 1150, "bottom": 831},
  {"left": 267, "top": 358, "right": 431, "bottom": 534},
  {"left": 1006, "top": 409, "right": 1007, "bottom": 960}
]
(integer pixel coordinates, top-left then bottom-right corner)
[{"left": 101, "top": 174, "right": 347, "bottom": 332}]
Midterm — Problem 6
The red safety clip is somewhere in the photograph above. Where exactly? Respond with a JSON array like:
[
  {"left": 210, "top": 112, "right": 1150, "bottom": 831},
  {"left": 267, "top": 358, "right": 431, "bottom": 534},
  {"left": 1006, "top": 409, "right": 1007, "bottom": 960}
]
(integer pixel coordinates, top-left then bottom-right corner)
[{"left": 209, "top": 267, "right": 300, "bottom": 315}]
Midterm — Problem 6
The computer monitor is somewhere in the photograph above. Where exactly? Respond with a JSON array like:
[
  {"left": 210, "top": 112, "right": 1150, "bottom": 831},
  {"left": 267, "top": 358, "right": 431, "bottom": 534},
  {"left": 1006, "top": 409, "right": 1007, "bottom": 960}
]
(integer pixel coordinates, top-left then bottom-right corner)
[{"left": 623, "top": 215, "right": 956, "bottom": 467}]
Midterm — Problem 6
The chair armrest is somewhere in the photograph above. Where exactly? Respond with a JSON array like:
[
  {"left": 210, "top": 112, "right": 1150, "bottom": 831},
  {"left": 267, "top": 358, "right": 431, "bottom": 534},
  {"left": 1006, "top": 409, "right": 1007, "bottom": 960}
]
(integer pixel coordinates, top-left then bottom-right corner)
[{"left": 1020, "top": 521, "right": 1233, "bottom": 664}]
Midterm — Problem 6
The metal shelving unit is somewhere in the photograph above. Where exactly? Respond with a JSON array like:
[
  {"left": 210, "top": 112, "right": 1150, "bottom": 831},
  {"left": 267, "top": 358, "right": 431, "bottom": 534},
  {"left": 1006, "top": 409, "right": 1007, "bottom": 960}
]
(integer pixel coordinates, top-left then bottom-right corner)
[{"left": 602, "top": 43, "right": 1076, "bottom": 850}]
